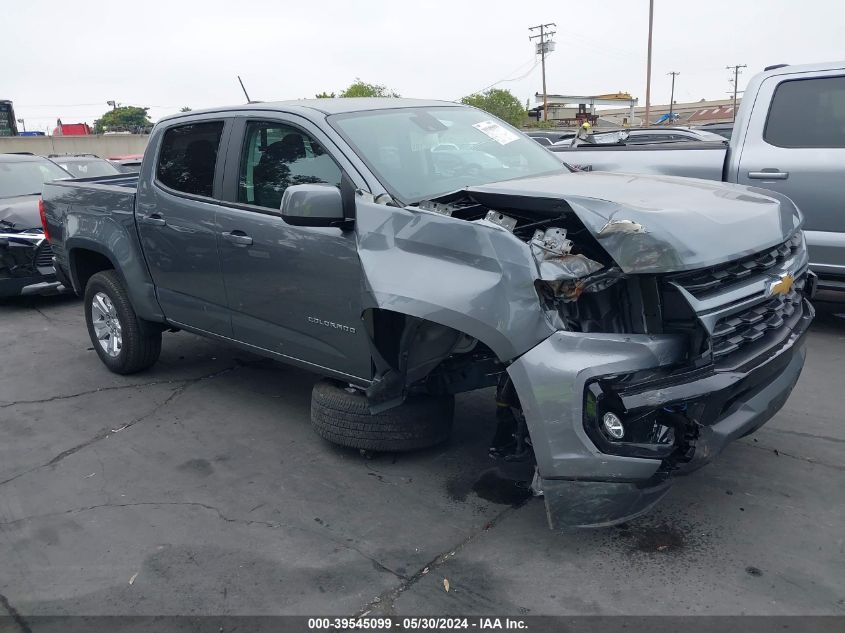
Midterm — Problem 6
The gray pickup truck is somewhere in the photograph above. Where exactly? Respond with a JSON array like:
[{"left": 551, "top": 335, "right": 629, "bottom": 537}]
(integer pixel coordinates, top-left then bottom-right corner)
[
  {"left": 42, "top": 99, "right": 813, "bottom": 528},
  {"left": 552, "top": 61, "right": 845, "bottom": 292}
]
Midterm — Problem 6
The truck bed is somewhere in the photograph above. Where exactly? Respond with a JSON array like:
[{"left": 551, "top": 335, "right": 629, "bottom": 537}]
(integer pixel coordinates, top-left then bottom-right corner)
[
  {"left": 550, "top": 140, "right": 728, "bottom": 180},
  {"left": 42, "top": 173, "right": 138, "bottom": 218}
]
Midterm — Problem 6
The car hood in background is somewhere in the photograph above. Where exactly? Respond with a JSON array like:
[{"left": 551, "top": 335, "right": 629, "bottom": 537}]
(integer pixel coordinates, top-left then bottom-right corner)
[
  {"left": 466, "top": 171, "right": 801, "bottom": 273},
  {"left": 0, "top": 195, "right": 41, "bottom": 231}
]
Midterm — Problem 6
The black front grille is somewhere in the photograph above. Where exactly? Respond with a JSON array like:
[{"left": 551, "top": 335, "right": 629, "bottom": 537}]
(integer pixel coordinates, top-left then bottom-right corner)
[
  {"left": 711, "top": 276, "right": 805, "bottom": 369},
  {"left": 671, "top": 232, "right": 802, "bottom": 297},
  {"left": 34, "top": 242, "right": 53, "bottom": 268}
]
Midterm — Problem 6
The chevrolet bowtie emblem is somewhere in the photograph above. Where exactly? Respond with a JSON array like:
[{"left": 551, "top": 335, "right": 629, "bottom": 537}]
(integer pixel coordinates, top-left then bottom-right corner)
[{"left": 769, "top": 272, "right": 794, "bottom": 297}]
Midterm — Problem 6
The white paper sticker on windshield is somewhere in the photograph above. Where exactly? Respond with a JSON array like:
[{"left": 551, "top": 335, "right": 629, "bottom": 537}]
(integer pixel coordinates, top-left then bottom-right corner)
[{"left": 473, "top": 120, "right": 520, "bottom": 145}]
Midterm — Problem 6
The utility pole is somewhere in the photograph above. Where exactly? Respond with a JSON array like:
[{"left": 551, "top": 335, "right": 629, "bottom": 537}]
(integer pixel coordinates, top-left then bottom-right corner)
[
  {"left": 667, "top": 71, "right": 679, "bottom": 122},
  {"left": 529, "top": 23, "right": 556, "bottom": 121},
  {"left": 644, "top": 0, "right": 654, "bottom": 127},
  {"left": 726, "top": 64, "right": 747, "bottom": 122}
]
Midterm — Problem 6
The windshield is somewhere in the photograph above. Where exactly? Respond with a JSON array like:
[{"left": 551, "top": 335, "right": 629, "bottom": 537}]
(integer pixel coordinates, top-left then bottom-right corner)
[
  {"left": 0, "top": 159, "right": 71, "bottom": 198},
  {"left": 55, "top": 158, "right": 121, "bottom": 178},
  {"left": 329, "top": 106, "right": 566, "bottom": 203}
]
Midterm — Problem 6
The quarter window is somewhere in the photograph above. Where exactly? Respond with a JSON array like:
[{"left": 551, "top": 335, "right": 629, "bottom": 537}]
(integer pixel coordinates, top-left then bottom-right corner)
[
  {"left": 238, "top": 121, "right": 342, "bottom": 210},
  {"left": 156, "top": 121, "right": 224, "bottom": 197},
  {"left": 764, "top": 76, "right": 845, "bottom": 148}
]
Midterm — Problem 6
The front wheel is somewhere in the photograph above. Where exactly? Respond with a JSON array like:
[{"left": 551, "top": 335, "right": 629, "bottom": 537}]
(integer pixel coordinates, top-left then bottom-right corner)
[
  {"left": 310, "top": 379, "right": 454, "bottom": 452},
  {"left": 84, "top": 270, "right": 162, "bottom": 374}
]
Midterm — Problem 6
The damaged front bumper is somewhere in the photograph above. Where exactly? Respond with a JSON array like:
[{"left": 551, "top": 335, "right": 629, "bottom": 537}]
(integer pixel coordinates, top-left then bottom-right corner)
[
  {"left": 508, "top": 299, "right": 813, "bottom": 529},
  {"left": 0, "top": 231, "right": 59, "bottom": 297}
]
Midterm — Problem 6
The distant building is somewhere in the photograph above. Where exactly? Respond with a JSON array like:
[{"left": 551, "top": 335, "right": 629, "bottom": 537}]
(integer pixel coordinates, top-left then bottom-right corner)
[
  {"left": 597, "top": 97, "right": 740, "bottom": 127},
  {"left": 0, "top": 100, "right": 19, "bottom": 136},
  {"left": 53, "top": 120, "right": 93, "bottom": 136}
]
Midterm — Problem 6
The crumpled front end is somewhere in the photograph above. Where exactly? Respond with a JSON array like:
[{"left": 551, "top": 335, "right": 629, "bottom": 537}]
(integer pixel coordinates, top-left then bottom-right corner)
[
  {"left": 0, "top": 229, "right": 57, "bottom": 297},
  {"left": 508, "top": 232, "right": 814, "bottom": 528}
]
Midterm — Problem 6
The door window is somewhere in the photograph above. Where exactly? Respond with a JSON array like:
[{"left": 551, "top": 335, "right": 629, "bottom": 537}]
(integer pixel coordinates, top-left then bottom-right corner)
[
  {"left": 238, "top": 121, "right": 342, "bottom": 210},
  {"left": 764, "top": 76, "right": 845, "bottom": 148},
  {"left": 156, "top": 121, "right": 225, "bottom": 197}
]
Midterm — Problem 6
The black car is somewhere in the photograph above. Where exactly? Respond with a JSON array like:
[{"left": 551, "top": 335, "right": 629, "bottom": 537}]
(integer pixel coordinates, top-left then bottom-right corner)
[
  {"left": 696, "top": 122, "right": 734, "bottom": 140},
  {"left": 0, "top": 153, "right": 72, "bottom": 297},
  {"left": 49, "top": 154, "right": 122, "bottom": 178},
  {"left": 525, "top": 130, "right": 576, "bottom": 144}
]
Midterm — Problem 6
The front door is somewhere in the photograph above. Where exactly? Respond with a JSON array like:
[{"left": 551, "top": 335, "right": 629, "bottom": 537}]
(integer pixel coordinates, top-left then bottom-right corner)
[
  {"left": 136, "top": 119, "right": 232, "bottom": 335},
  {"left": 215, "top": 117, "right": 372, "bottom": 381},
  {"left": 736, "top": 73, "right": 845, "bottom": 279}
]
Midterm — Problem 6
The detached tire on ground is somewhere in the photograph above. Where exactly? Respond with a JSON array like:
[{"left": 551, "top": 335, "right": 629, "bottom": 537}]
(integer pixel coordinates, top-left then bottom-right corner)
[
  {"left": 84, "top": 270, "right": 162, "bottom": 374},
  {"left": 310, "top": 379, "right": 454, "bottom": 452}
]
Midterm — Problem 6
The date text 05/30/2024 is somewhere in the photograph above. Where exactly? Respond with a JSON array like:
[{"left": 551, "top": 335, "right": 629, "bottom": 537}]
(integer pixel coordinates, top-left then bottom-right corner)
[{"left": 307, "top": 617, "right": 528, "bottom": 630}]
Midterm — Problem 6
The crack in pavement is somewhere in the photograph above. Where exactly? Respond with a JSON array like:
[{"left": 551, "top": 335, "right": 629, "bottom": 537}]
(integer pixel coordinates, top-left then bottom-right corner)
[
  {"left": 763, "top": 427, "right": 845, "bottom": 445},
  {"left": 0, "top": 500, "right": 406, "bottom": 581},
  {"left": 0, "top": 365, "right": 241, "bottom": 489},
  {"left": 0, "top": 377, "right": 203, "bottom": 409},
  {"left": 743, "top": 441, "right": 845, "bottom": 472},
  {"left": 354, "top": 501, "right": 527, "bottom": 617},
  {"left": 0, "top": 591, "right": 32, "bottom": 633}
]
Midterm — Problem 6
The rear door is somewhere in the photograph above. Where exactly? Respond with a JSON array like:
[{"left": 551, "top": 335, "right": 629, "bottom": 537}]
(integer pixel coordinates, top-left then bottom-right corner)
[
  {"left": 736, "top": 71, "right": 845, "bottom": 279},
  {"left": 136, "top": 118, "right": 233, "bottom": 335},
  {"left": 215, "top": 114, "right": 372, "bottom": 382}
]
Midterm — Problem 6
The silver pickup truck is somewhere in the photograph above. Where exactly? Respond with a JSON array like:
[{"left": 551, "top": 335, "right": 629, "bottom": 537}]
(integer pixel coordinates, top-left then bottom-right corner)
[
  {"left": 41, "top": 99, "right": 813, "bottom": 529},
  {"left": 552, "top": 61, "right": 845, "bottom": 291}
]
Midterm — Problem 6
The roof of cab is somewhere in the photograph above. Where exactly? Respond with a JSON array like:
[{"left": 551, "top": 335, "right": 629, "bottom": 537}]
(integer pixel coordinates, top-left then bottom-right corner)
[
  {"left": 157, "top": 97, "right": 461, "bottom": 124},
  {"left": 758, "top": 60, "right": 845, "bottom": 78},
  {"left": 0, "top": 153, "right": 48, "bottom": 163}
]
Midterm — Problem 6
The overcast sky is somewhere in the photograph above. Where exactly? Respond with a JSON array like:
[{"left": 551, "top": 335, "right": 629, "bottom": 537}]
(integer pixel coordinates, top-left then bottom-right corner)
[{"left": 5, "top": 0, "right": 843, "bottom": 132}]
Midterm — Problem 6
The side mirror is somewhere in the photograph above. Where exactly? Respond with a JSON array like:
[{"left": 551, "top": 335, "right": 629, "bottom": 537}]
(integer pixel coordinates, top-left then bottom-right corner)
[{"left": 280, "top": 184, "right": 349, "bottom": 228}]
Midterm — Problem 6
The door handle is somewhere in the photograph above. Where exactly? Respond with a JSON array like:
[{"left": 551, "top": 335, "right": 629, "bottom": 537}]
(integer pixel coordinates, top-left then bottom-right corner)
[
  {"left": 139, "top": 213, "right": 166, "bottom": 226},
  {"left": 222, "top": 231, "right": 253, "bottom": 246},
  {"left": 748, "top": 170, "right": 789, "bottom": 180}
]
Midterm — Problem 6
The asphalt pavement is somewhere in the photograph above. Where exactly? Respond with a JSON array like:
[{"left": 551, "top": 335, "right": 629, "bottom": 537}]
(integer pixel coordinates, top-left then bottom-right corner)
[{"left": 0, "top": 293, "right": 843, "bottom": 618}]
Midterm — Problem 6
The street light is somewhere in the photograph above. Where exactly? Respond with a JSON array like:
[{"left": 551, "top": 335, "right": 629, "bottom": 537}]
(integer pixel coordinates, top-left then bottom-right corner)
[
  {"left": 16, "top": 118, "right": 25, "bottom": 132},
  {"left": 106, "top": 100, "right": 117, "bottom": 110}
]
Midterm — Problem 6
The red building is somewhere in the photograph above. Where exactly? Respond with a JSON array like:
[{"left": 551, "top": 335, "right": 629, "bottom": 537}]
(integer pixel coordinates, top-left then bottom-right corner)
[{"left": 52, "top": 119, "right": 92, "bottom": 136}]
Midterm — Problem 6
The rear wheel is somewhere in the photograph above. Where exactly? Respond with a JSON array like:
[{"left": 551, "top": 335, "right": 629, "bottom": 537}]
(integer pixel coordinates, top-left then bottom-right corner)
[
  {"left": 84, "top": 270, "right": 162, "bottom": 374},
  {"left": 310, "top": 379, "right": 454, "bottom": 452}
]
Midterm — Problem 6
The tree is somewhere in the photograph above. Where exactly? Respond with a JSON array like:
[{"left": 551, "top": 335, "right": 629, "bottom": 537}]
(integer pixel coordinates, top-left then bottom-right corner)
[
  {"left": 339, "top": 79, "right": 399, "bottom": 98},
  {"left": 180, "top": 106, "right": 192, "bottom": 112},
  {"left": 93, "top": 106, "right": 153, "bottom": 134},
  {"left": 460, "top": 89, "right": 526, "bottom": 127},
  {"left": 315, "top": 91, "right": 336, "bottom": 99}
]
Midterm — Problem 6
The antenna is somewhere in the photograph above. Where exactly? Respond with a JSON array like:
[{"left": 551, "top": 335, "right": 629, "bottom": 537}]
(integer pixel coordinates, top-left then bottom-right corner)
[{"left": 237, "top": 76, "right": 252, "bottom": 103}]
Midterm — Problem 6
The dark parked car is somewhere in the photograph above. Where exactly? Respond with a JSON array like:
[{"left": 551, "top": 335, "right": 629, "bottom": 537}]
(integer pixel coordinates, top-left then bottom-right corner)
[
  {"left": 108, "top": 153, "right": 144, "bottom": 173},
  {"left": 696, "top": 122, "right": 734, "bottom": 140},
  {"left": 50, "top": 154, "right": 122, "bottom": 178},
  {"left": 0, "top": 153, "right": 71, "bottom": 296},
  {"left": 525, "top": 130, "right": 576, "bottom": 144}
]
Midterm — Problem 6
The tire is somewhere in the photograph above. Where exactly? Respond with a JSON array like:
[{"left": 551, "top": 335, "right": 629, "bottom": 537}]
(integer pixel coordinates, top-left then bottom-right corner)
[
  {"left": 84, "top": 270, "right": 162, "bottom": 374},
  {"left": 310, "top": 379, "right": 454, "bottom": 452}
]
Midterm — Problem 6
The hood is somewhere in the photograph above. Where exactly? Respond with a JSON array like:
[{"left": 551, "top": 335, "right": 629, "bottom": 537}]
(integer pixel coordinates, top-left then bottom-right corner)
[
  {"left": 0, "top": 195, "right": 41, "bottom": 232},
  {"left": 466, "top": 171, "right": 802, "bottom": 273}
]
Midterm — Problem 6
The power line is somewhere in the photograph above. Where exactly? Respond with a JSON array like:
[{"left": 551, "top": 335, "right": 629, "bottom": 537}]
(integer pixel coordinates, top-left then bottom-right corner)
[
  {"left": 726, "top": 64, "right": 747, "bottom": 122},
  {"left": 463, "top": 55, "right": 540, "bottom": 98},
  {"left": 529, "top": 22, "right": 556, "bottom": 121}
]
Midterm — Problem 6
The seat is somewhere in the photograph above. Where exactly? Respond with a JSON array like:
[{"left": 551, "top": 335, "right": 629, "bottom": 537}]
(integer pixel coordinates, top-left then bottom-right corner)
[
  {"left": 181, "top": 139, "right": 216, "bottom": 196},
  {"left": 253, "top": 134, "right": 306, "bottom": 208}
]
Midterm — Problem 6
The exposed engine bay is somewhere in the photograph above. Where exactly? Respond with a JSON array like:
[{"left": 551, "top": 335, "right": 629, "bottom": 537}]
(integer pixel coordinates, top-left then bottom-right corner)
[{"left": 417, "top": 191, "right": 669, "bottom": 337}]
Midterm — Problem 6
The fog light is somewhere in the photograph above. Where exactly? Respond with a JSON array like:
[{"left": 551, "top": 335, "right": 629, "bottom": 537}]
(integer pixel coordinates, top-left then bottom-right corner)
[{"left": 602, "top": 412, "right": 625, "bottom": 439}]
